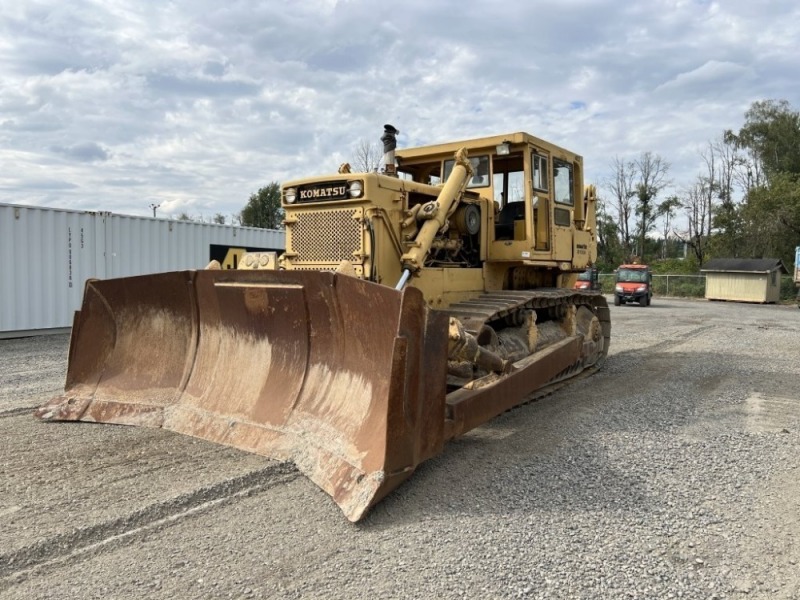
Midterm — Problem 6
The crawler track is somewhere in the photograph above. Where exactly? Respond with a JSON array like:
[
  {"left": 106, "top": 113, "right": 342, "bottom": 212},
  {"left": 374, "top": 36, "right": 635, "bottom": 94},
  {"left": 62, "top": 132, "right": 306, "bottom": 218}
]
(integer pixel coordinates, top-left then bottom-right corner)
[
  {"left": 440, "top": 289, "right": 611, "bottom": 439},
  {"left": 444, "top": 287, "right": 611, "bottom": 362}
]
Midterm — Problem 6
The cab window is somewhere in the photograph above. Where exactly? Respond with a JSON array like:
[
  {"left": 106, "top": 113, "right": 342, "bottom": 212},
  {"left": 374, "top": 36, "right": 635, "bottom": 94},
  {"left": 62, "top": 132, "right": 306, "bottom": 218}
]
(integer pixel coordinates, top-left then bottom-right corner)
[
  {"left": 532, "top": 153, "right": 548, "bottom": 191},
  {"left": 398, "top": 163, "right": 441, "bottom": 185},
  {"left": 444, "top": 155, "right": 490, "bottom": 188},
  {"left": 553, "top": 158, "right": 574, "bottom": 205},
  {"left": 493, "top": 154, "right": 525, "bottom": 206}
]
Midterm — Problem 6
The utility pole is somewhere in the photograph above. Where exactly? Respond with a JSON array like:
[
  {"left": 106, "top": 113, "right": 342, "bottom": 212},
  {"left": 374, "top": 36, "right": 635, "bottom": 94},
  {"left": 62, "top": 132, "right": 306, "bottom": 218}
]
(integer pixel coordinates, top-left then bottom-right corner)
[{"left": 149, "top": 203, "right": 160, "bottom": 218}]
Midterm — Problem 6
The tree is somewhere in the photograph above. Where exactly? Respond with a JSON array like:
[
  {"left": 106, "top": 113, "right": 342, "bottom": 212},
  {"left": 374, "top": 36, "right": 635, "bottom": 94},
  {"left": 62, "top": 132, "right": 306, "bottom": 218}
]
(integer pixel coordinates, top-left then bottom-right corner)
[
  {"left": 633, "top": 152, "right": 670, "bottom": 261},
  {"left": 699, "top": 142, "right": 718, "bottom": 238},
  {"left": 678, "top": 177, "right": 711, "bottom": 265},
  {"left": 720, "top": 100, "right": 800, "bottom": 264},
  {"left": 703, "top": 133, "right": 747, "bottom": 259},
  {"left": 352, "top": 139, "right": 383, "bottom": 173},
  {"left": 657, "top": 195, "right": 682, "bottom": 259},
  {"left": 240, "top": 182, "right": 284, "bottom": 229},
  {"left": 736, "top": 99, "right": 800, "bottom": 179},
  {"left": 711, "top": 135, "right": 744, "bottom": 208},
  {"left": 708, "top": 201, "right": 745, "bottom": 259},
  {"left": 740, "top": 172, "right": 800, "bottom": 264},
  {"left": 213, "top": 213, "right": 226, "bottom": 225},
  {"left": 595, "top": 195, "right": 625, "bottom": 268},
  {"left": 604, "top": 156, "right": 637, "bottom": 258}
]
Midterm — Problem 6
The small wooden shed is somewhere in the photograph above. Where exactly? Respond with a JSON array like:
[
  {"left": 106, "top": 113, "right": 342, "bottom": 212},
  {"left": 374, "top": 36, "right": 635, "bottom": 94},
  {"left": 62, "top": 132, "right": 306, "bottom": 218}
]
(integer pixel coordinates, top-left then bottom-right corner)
[{"left": 701, "top": 258, "right": 788, "bottom": 303}]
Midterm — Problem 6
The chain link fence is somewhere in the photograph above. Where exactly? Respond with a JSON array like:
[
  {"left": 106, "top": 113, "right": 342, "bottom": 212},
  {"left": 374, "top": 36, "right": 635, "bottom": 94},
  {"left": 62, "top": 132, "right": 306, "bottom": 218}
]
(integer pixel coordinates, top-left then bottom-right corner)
[
  {"left": 598, "top": 274, "right": 797, "bottom": 301},
  {"left": 651, "top": 275, "right": 707, "bottom": 297},
  {"left": 597, "top": 273, "right": 714, "bottom": 299}
]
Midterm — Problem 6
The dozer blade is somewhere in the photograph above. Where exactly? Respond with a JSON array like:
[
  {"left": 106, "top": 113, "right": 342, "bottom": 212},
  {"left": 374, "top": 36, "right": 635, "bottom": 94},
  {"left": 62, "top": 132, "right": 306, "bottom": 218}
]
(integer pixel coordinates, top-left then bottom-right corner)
[{"left": 36, "top": 270, "right": 449, "bottom": 521}]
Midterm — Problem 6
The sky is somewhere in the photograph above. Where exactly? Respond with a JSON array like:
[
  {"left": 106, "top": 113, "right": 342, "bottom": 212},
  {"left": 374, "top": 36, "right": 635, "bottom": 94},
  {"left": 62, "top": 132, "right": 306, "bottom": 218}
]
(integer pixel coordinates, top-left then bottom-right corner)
[{"left": 1, "top": 0, "right": 798, "bottom": 222}]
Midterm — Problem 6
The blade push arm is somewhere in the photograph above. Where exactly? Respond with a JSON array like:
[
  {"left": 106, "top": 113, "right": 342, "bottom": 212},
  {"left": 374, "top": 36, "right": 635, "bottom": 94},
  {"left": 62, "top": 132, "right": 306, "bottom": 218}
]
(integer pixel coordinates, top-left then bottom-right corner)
[{"left": 396, "top": 148, "right": 473, "bottom": 289}]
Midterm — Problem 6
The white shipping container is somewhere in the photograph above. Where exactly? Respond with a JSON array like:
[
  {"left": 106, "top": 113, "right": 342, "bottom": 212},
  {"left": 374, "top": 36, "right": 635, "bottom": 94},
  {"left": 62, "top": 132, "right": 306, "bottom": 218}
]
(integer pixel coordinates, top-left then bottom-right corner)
[
  {"left": 795, "top": 246, "right": 800, "bottom": 284},
  {"left": 0, "top": 203, "right": 284, "bottom": 337}
]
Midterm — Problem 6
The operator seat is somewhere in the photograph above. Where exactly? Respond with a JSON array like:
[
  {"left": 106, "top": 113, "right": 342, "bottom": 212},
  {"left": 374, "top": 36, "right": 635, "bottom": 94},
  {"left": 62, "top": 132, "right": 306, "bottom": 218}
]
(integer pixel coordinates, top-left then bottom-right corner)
[{"left": 495, "top": 201, "right": 525, "bottom": 240}]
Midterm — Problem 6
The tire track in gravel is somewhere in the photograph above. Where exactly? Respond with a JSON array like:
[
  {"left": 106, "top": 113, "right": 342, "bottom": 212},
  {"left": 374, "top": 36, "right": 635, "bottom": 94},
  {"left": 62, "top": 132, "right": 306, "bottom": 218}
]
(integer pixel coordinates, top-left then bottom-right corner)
[
  {"left": 0, "top": 396, "right": 61, "bottom": 418},
  {"left": 743, "top": 392, "right": 799, "bottom": 433},
  {"left": 0, "top": 463, "right": 299, "bottom": 587},
  {"left": 453, "top": 323, "right": 721, "bottom": 454},
  {"left": 645, "top": 323, "right": 717, "bottom": 353},
  {"left": 0, "top": 406, "right": 37, "bottom": 419}
]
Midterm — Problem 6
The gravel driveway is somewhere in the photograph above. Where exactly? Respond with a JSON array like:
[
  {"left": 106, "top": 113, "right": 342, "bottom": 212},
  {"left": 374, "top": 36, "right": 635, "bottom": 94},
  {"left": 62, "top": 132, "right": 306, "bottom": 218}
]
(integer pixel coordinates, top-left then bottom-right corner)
[{"left": 1, "top": 297, "right": 798, "bottom": 599}]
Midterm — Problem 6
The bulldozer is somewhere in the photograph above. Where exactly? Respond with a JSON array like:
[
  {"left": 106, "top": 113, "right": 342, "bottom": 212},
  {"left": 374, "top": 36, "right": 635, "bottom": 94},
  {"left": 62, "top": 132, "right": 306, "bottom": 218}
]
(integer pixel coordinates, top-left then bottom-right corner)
[{"left": 37, "top": 126, "right": 610, "bottom": 521}]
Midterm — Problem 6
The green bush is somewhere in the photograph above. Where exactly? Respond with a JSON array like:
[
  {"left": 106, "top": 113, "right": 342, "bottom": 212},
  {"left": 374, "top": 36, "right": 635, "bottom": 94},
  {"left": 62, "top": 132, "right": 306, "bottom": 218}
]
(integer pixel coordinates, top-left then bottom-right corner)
[
  {"left": 650, "top": 278, "right": 666, "bottom": 295},
  {"left": 780, "top": 275, "right": 799, "bottom": 302},
  {"left": 599, "top": 274, "right": 616, "bottom": 294},
  {"left": 649, "top": 258, "right": 700, "bottom": 275},
  {"left": 668, "top": 280, "right": 706, "bottom": 297}
]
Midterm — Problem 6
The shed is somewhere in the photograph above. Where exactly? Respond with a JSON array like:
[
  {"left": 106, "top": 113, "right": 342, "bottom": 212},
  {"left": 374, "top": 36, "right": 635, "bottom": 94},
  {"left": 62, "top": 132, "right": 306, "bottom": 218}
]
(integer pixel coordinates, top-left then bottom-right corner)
[{"left": 700, "top": 258, "right": 788, "bottom": 303}]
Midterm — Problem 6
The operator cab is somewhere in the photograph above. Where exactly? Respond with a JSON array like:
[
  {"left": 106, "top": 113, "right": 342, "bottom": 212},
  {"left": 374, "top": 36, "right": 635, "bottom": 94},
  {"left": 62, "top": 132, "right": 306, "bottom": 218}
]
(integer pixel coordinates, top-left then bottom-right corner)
[{"left": 396, "top": 131, "right": 590, "bottom": 265}]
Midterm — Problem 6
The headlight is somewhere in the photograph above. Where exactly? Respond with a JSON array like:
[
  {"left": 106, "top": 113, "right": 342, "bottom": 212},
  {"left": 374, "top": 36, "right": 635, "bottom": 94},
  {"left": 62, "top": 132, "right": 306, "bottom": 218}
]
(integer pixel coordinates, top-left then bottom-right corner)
[
  {"left": 636, "top": 285, "right": 646, "bottom": 292},
  {"left": 284, "top": 187, "right": 297, "bottom": 204},
  {"left": 615, "top": 285, "right": 623, "bottom": 293},
  {"left": 348, "top": 180, "right": 363, "bottom": 198}
]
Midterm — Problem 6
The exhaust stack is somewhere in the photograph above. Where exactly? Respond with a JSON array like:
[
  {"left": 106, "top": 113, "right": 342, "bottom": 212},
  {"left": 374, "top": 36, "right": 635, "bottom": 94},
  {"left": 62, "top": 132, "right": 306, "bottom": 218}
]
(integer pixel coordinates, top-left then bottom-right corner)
[{"left": 381, "top": 124, "right": 399, "bottom": 176}]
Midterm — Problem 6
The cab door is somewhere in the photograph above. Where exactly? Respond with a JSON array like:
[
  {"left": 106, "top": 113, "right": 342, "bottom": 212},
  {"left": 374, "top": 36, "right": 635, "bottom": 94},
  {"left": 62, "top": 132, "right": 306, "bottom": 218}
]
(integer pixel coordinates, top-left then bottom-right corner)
[
  {"left": 551, "top": 157, "right": 575, "bottom": 262},
  {"left": 489, "top": 152, "right": 533, "bottom": 261}
]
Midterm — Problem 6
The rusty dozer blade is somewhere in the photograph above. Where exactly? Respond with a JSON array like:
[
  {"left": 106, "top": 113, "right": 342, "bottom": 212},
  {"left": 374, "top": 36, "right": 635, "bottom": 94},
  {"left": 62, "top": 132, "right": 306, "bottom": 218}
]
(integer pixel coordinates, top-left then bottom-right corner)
[{"left": 37, "top": 270, "right": 449, "bottom": 522}]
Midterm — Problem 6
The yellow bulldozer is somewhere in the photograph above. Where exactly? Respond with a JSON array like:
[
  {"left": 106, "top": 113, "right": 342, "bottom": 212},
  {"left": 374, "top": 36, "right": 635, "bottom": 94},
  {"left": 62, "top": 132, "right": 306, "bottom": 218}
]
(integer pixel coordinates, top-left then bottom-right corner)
[{"left": 37, "top": 126, "right": 610, "bottom": 521}]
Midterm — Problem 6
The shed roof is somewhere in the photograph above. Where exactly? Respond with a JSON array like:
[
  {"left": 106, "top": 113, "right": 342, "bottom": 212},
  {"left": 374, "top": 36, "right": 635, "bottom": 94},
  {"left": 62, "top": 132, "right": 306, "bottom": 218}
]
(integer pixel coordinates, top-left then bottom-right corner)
[{"left": 701, "top": 258, "right": 788, "bottom": 274}]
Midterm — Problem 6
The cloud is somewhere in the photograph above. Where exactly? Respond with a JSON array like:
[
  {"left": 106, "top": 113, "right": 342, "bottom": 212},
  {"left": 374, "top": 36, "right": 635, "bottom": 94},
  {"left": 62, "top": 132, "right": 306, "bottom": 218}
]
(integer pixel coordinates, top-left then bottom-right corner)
[
  {"left": 655, "top": 60, "right": 753, "bottom": 94},
  {"left": 51, "top": 142, "right": 110, "bottom": 162},
  {"left": 15, "top": 179, "right": 79, "bottom": 190},
  {"left": 103, "top": 178, "right": 147, "bottom": 187},
  {"left": 144, "top": 73, "right": 260, "bottom": 97},
  {"left": 202, "top": 61, "right": 227, "bottom": 77},
  {"left": 0, "top": 0, "right": 797, "bottom": 221}
]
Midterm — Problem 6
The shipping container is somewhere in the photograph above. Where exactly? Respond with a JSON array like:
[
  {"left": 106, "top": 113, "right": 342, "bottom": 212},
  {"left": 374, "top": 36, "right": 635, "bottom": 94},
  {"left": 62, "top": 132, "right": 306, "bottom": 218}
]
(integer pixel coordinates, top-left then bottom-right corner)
[
  {"left": 794, "top": 246, "right": 800, "bottom": 308},
  {"left": 0, "top": 203, "right": 284, "bottom": 337},
  {"left": 795, "top": 246, "right": 800, "bottom": 285}
]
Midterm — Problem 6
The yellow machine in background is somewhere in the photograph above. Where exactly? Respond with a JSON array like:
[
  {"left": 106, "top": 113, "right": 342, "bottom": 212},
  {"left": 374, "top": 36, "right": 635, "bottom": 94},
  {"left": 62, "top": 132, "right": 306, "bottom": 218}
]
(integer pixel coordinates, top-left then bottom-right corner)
[{"left": 38, "top": 126, "right": 610, "bottom": 522}]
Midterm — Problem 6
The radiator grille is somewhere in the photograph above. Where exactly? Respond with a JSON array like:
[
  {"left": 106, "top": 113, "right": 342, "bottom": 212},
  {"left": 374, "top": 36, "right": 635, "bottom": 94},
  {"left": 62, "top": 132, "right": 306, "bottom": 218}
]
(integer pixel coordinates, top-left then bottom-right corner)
[{"left": 289, "top": 208, "right": 363, "bottom": 263}]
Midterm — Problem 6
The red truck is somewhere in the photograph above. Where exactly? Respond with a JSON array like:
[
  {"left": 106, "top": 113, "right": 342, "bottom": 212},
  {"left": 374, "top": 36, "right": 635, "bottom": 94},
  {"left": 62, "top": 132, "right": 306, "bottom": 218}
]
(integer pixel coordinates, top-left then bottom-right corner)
[{"left": 614, "top": 263, "right": 652, "bottom": 306}]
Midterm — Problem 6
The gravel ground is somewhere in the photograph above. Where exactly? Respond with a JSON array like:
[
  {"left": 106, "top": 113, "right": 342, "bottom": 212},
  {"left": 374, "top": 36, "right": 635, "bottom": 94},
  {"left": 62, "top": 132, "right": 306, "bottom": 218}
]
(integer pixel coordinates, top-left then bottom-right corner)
[{"left": 1, "top": 296, "right": 798, "bottom": 599}]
